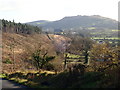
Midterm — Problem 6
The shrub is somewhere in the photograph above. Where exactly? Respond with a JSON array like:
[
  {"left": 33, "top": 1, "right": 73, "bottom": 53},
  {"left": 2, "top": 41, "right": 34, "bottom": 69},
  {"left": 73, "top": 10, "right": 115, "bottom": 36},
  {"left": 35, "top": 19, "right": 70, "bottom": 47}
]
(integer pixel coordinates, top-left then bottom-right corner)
[
  {"left": 3, "top": 58, "right": 12, "bottom": 64},
  {"left": 43, "top": 63, "right": 55, "bottom": 71}
]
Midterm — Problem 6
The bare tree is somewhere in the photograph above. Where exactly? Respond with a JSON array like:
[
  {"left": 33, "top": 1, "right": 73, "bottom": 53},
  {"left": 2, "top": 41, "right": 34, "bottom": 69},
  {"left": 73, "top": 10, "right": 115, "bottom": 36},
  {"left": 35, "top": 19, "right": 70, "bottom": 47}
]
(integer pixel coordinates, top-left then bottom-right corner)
[{"left": 68, "top": 36, "right": 93, "bottom": 65}]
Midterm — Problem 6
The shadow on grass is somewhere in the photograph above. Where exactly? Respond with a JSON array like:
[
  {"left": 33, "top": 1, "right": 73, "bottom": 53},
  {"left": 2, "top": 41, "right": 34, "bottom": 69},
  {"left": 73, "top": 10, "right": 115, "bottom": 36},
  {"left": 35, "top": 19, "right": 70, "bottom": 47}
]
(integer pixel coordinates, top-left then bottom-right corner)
[{"left": 3, "top": 65, "right": 120, "bottom": 88}]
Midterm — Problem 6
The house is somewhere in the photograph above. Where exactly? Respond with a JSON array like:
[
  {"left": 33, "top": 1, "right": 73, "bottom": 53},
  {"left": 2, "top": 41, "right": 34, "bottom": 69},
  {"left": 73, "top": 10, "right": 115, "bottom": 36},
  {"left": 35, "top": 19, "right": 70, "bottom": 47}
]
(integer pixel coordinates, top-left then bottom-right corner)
[
  {"left": 97, "top": 40, "right": 105, "bottom": 44},
  {"left": 54, "top": 29, "right": 64, "bottom": 35}
]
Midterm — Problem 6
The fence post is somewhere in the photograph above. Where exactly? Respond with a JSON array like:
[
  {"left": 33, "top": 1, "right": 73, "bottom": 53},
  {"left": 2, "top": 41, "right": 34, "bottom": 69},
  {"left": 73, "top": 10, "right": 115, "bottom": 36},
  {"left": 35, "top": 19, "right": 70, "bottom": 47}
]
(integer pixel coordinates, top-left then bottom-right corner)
[{"left": 64, "top": 53, "right": 68, "bottom": 70}]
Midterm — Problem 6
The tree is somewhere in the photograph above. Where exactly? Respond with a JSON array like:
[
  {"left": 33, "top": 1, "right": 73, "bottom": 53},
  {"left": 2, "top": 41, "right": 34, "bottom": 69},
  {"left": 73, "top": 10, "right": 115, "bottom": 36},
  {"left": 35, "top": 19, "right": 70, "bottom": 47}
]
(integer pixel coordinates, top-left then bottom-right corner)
[
  {"left": 90, "top": 43, "right": 112, "bottom": 61},
  {"left": 32, "top": 49, "right": 55, "bottom": 71},
  {"left": 90, "top": 43, "right": 120, "bottom": 72},
  {"left": 1, "top": 19, "right": 42, "bottom": 34},
  {"left": 68, "top": 36, "right": 93, "bottom": 65}
]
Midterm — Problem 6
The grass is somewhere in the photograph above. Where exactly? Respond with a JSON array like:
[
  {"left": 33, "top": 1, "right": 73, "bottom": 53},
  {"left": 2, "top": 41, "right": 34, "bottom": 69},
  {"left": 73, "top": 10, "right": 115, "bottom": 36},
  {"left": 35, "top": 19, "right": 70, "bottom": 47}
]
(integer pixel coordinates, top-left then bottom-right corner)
[
  {"left": 91, "top": 37, "right": 120, "bottom": 40},
  {"left": 8, "top": 77, "right": 40, "bottom": 88},
  {"left": 2, "top": 65, "right": 119, "bottom": 88},
  {"left": 9, "top": 78, "right": 28, "bottom": 83},
  {"left": 2, "top": 70, "right": 56, "bottom": 88},
  {"left": 88, "top": 27, "right": 96, "bottom": 30},
  {"left": 1, "top": 71, "right": 102, "bottom": 88},
  {"left": 64, "top": 53, "right": 85, "bottom": 64},
  {"left": 0, "top": 74, "right": 7, "bottom": 78},
  {"left": 65, "top": 53, "right": 83, "bottom": 58},
  {"left": 112, "top": 30, "right": 120, "bottom": 32}
]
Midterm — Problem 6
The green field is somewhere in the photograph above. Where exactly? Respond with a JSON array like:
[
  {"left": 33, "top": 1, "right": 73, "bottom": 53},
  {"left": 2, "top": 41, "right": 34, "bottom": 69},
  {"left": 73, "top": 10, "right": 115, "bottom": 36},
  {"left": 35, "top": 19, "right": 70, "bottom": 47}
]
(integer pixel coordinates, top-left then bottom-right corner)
[
  {"left": 91, "top": 37, "right": 120, "bottom": 40},
  {"left": 112, "top": 30, "right": 120, "bottom": 31},
  {"left": 65, "top": 53, "right": 84, "bottom": 58}
]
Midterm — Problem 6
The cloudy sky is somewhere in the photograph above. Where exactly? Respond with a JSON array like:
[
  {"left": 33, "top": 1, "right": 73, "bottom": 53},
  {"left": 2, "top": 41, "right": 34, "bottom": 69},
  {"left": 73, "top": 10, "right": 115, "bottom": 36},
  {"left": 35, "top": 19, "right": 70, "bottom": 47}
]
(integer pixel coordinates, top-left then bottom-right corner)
[{"left": 0, "top": 0, "right": 119, "bottom": 23}]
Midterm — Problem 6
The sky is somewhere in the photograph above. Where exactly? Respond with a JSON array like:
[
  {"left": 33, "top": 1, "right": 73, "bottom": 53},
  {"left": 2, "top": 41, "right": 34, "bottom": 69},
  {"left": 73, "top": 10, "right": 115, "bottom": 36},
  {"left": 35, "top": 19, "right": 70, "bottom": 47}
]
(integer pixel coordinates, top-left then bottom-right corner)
[{"left": 0, "top": 0, "right": 119, "bottom": 23}]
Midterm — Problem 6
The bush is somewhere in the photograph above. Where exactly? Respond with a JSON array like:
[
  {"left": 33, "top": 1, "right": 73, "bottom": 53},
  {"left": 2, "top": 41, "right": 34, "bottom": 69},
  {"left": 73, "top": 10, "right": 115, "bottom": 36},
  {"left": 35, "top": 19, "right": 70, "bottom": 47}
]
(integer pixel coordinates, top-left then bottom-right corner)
[
  {"left": 3, "top": 58, "right": 12, "bottom": 64},
  {"left": 43, "top": 63, "right": 55, "bottom": 71},
  {"left": 68, "top": 64, "right": 86, "bottom": 76}
]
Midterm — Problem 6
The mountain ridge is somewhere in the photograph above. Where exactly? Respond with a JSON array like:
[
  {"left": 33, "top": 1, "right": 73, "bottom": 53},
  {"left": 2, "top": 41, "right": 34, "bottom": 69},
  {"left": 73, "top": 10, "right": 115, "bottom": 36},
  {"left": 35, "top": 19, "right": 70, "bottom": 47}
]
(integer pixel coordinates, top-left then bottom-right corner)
[{"left": 26, "top": 15, "right": 118, "bottom": 30}]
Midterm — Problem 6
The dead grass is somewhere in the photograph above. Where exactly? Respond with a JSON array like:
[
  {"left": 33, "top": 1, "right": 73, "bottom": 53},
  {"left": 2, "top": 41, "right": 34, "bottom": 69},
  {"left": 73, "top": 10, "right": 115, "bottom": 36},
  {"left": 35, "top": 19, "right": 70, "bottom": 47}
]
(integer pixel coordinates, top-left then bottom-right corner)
[
  {"left": 2, "top": 33, "right": 56, "bottom": 72},
  {"left": 2, "top": 32, "right": 70, "bottom": 73}
]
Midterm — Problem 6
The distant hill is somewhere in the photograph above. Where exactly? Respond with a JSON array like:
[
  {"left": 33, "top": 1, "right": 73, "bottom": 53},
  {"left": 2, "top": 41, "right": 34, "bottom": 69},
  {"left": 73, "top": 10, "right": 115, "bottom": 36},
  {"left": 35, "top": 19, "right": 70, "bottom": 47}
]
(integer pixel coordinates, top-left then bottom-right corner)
[
  {"left": 27, "top": 20, "right": 50, "bottom": 27},
  {"left": 26, "top": 15, "right": 118, "bottom": 31}
]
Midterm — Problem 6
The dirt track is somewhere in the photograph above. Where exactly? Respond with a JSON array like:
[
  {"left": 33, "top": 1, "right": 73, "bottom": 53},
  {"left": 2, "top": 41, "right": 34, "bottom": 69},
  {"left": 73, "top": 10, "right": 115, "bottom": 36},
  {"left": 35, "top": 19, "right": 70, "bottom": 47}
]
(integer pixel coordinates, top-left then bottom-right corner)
[{"left": 1, "top": 78, "right": 29, "bottom": 89}]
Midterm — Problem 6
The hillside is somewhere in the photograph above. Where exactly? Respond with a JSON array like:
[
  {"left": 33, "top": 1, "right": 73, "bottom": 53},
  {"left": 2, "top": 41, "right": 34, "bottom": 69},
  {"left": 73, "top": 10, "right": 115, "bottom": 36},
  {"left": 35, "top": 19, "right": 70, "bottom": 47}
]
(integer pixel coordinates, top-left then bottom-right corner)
[
  {"left": 27, "top": 15, "right": 117, "bottom": 30},
  {"left": 1, "top": 19, "right": 120, "bottom": 88},
  {"left": 27, "top": 20, "right": 50, "bottom": 27},
  {"left": 2, "top": 32, "right": 72, "bottom": 73},
  {"left": 2, "top": 33, "right": 52, "bottom": 72}
]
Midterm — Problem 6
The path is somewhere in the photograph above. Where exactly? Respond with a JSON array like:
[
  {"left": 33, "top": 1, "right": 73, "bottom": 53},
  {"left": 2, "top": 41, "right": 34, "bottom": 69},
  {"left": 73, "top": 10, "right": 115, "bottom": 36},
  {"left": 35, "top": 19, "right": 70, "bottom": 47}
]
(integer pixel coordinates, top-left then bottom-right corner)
[{"left": 0, "top": 78, "right": 30, "bottom": 89}]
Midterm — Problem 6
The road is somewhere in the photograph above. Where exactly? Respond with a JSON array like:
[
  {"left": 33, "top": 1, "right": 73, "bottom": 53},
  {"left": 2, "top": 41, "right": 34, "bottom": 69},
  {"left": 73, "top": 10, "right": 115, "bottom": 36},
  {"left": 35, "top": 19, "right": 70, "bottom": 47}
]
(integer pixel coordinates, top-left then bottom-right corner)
[{"left": 0, "top": 78, "right": 30, "bottom": 89}]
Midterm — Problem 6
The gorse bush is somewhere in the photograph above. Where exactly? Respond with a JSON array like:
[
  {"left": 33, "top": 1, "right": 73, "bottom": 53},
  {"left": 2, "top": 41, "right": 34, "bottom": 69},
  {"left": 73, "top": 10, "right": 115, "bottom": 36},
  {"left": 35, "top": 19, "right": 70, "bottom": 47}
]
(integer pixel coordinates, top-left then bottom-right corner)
[
  {"left": 32, "top": 50, "right": 55, "bottom": 70},
  {"left": 43, "top": 63, "right": 55, "bottom": 71},
  {"left": 3, "top": 58, "right": 12, "bottom": 64}
]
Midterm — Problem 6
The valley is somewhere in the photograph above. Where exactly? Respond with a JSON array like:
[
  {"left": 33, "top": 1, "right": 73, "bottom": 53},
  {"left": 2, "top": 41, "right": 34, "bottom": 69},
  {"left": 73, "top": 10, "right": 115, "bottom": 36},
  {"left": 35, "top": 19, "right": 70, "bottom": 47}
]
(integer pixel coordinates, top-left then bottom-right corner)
[{"left": 1, "top": 17, "right": 120, "bottom": 88}]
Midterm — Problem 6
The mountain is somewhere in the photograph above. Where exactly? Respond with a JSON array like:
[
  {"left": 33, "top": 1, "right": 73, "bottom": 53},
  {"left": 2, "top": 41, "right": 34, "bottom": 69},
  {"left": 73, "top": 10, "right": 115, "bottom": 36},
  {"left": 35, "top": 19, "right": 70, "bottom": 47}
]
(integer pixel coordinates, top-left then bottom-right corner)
[
  {"left": 27, "top": 20, "right": 50, "bottom": 27},
  {"left": 26, "top": 15, "right": 118, "bottom": 31}
]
